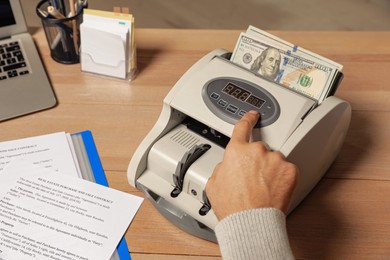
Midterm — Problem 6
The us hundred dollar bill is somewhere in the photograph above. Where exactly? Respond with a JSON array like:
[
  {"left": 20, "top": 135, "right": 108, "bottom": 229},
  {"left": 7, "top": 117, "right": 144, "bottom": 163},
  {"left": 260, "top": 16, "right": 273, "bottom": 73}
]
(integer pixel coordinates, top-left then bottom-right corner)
[
  {"left": 246, "top": 25, "right": 343, "bottom": 71},
  {"left": 230, "top": 31, "right": 341, "bottom": 102}
]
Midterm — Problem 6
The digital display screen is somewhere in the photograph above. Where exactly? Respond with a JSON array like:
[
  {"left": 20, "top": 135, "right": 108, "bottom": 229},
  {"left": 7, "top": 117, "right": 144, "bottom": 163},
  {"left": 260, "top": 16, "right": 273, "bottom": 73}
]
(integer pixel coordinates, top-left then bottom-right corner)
[
  {"left": 246, "top": 95, "right": 265, "bottom": 109},
  {"left": 222, "top": 83, "right": 265, "bottom": 109},
  {"left": 222, "top": 83, "right": 250, "bottom": 101}
]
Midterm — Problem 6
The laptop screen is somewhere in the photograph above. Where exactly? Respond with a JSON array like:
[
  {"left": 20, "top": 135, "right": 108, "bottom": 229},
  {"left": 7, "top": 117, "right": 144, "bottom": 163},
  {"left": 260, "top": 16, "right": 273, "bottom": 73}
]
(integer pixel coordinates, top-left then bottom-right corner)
[{"left": 0, "top": 0, "right": 16, "bottom": 27}]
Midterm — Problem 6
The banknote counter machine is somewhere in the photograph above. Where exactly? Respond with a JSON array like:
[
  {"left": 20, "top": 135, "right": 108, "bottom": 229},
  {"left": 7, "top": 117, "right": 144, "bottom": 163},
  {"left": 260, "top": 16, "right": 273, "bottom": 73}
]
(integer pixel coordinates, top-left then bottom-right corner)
[{"left": 127, "top": 49, "right": 351, "bottom": 242}]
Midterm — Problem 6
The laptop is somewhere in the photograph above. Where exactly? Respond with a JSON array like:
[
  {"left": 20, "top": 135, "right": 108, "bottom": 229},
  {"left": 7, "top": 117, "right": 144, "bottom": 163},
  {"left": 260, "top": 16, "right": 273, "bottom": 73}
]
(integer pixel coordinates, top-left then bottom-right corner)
[{"left": 0, "top": 0, "right": 57, "bottom": 122}]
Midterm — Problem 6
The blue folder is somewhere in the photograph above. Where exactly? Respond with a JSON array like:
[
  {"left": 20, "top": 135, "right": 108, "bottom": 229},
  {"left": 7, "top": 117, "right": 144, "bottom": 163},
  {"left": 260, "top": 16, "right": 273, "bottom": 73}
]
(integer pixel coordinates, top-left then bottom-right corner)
[{"left": 71, "top": 130, "right": 131, "bottom": 260}]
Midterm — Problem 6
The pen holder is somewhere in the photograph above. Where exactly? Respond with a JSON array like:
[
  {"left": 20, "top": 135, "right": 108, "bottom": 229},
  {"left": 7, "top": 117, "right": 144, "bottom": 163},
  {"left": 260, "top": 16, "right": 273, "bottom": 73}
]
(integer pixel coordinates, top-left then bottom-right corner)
[{"left": 36, "top": 0, "right": 84, "bottom": 64}]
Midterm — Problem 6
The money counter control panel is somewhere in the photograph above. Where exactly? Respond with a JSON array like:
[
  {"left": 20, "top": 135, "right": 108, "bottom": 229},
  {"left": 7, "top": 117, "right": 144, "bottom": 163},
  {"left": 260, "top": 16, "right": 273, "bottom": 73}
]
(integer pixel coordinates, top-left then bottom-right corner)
[{"left": 203, "top": 77, "right": 280, "bottom": 127}]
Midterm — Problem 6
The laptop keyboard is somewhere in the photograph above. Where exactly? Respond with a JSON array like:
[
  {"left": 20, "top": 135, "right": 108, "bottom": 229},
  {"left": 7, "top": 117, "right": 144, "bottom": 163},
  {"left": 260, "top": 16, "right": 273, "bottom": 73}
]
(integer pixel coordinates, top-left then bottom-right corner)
[{"left": 0, "top": 39, "right": 31, "bottom": 81}]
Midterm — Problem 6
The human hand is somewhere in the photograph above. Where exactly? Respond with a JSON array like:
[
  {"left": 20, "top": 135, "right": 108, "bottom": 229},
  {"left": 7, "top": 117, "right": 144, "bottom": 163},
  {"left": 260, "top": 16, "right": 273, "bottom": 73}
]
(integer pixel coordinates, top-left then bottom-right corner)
[{"left": 205, "top": 111, "right": 299, "bottom": 220}]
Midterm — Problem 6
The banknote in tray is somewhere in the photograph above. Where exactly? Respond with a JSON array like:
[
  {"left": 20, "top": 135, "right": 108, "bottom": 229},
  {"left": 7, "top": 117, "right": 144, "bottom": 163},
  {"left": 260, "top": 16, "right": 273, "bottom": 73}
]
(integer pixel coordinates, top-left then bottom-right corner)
[{"left": 230, "top": 25, "right": 343, "bottom": 103}]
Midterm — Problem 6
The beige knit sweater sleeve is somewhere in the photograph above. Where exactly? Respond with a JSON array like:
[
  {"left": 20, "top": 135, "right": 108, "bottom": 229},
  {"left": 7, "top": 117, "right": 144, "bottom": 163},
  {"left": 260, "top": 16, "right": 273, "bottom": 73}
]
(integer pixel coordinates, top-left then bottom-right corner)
[{"left": 215, "top": 208, "right": 294, "bottom": 260}]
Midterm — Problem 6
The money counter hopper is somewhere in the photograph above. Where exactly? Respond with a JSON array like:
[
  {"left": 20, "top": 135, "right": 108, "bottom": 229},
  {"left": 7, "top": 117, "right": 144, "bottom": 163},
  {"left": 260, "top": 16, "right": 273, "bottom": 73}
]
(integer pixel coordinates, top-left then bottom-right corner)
[{"left": 127, "top": 49, "right": 351, "bottom": 242}]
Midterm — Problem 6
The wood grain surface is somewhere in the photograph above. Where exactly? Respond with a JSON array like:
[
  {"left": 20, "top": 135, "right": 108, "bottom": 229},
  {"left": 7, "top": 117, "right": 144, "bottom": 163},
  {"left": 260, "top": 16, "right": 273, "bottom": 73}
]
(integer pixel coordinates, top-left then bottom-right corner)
[{"left": 1, "top": 29, "right": 389, "bottom": 259}]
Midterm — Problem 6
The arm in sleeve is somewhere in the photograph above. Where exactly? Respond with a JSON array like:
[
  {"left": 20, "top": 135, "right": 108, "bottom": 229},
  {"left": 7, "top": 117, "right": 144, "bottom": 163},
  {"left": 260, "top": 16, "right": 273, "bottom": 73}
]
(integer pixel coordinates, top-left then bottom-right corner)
[{"left": 215, "top": 208, "right": 294, "bottom": 260}]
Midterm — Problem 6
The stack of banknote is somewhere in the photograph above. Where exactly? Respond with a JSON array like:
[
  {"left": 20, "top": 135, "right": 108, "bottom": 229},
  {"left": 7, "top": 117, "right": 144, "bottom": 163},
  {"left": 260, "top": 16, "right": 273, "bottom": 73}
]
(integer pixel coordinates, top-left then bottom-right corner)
[{"left": 230, "top": 25, "right": 342, "bottom": 103}]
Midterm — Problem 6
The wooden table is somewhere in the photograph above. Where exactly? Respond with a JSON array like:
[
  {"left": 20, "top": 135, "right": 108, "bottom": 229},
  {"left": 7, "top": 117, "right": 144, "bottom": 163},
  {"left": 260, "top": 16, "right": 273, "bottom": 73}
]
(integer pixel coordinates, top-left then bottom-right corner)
[{"left": 2, "top": 28, "right": 390, "bottom": 259}]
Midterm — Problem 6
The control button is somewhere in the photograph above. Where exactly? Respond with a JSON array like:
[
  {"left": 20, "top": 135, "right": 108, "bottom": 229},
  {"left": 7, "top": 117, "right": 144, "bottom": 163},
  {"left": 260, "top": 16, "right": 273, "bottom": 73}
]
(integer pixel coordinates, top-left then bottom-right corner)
[
  {"left": 217, "top": 99, "right": 228, "bottom": 107},
  {"left": 6, "top": 45, "right": 20, "bottom": 52},
  {"left": 226, "top": 104, "right": 238, "bottom": 114},
  {"left": 238, "top": 110, "right": 246, "bottom": 117},
  {"left": 4, "top": 61, "right": 26, "bottom": 71},
  {"left": 8, "top": 70, "right": 18, "bottom": 78},
  {"left": 210, "top": 92, "right": 220, "bottom": 100}
]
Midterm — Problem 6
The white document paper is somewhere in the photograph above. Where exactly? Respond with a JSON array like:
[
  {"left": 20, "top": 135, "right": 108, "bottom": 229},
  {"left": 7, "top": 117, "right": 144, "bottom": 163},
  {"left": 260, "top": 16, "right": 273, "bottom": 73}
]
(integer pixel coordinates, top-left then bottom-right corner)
[
  {"left": 0, "top": 160, "right": 143, "bottom": 260},
  {"left": 80, "top": 17, "right": 129, "bottom": 79},
  {"left": 0, "top": 132, "right": 80, "bottom": 177}
]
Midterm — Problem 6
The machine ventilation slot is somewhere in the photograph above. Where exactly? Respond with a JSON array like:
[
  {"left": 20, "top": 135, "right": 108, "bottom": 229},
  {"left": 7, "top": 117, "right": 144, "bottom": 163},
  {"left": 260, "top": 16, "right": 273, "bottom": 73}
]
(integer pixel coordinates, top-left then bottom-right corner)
[
  {"left": 182, "top": 116, "right": 230, "bottom": 148},
  {"left": 170, "top": 129, "right": 200, "bottom": 149}
]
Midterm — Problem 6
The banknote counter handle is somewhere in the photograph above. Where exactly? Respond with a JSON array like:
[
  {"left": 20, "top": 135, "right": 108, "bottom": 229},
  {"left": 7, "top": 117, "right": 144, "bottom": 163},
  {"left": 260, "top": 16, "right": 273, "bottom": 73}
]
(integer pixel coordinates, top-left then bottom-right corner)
[{"left": 171, "top": 143, "right": 212, "bottom": 198}]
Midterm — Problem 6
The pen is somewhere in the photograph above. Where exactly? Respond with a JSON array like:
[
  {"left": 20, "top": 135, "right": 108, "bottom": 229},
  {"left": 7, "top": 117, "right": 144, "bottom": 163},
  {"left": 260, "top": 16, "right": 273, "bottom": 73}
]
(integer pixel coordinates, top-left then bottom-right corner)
[
  {"left": 37, "top": 8, "right": 48, "bottom": 18},
  {"left": 76, "top": 0, "right": 85, "bottom": 15},
  {"left": 74, "top": 0, "right": 78, "bottom": 15},
  {"left": 45, "top": 10, "right": 73, "bottom": 33},
  {"left": 47, "top": 6, "right": 66, "bottom": 19},
  {"left": 50, "top": 30, "right": 70, "bottom": 62},
  {"left": 52, "top": 26, "right": 71, "bottom": 61},
  {"left": 49, "top": 0, "right": 65, "bottom": 15},
  {"left": 69, "top": 0, "right": 79, "bottom": 55},
  {"left": 49, "top": 0, "right": 58, "bottom": 9},
  {"left": 47, "top": 5, "right": 74, "bottom": 28},
  {"left": 42, "top": 8, "right": 71, "bottom": 60},
  {"left": 38, "top": 7, "right": 72, "bottom": 33},
  {"left": 58, "top": 0, "right": 66, "bottom": 15},
  {"left": 50, "top": 32, "right": 61, "bottom": 49},
  {"left": 69, "top": 0, "right": 76, "bottom": 15}
]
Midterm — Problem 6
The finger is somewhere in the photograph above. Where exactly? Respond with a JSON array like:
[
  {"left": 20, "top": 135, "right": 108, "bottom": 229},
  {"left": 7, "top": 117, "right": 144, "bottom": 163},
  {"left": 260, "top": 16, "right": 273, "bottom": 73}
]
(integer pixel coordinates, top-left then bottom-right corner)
[{"left": 231, "top": 111, "right": 260, "bottom": 143}]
